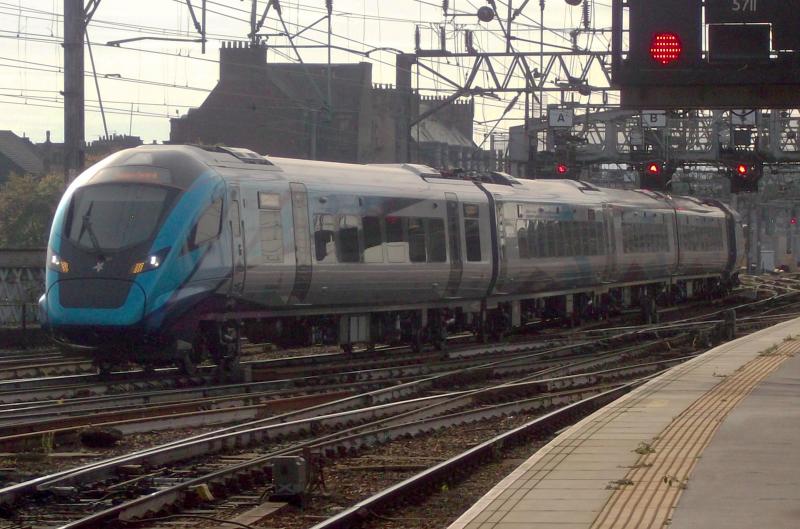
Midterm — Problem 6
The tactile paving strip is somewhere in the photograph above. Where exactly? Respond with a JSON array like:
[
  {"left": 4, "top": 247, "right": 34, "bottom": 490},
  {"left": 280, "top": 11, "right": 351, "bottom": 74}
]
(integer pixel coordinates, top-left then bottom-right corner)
[{"left": 590, "top": 340, "right": 800, "bottom": 529}]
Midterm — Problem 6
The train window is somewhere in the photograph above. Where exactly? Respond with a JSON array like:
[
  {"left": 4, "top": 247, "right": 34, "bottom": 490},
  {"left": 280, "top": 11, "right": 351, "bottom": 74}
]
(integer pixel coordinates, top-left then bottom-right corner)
[
  {"left": 189, "top": 198, "right": 223, "bottom": 249},
  {"left": 385, "top": 216, "right": 404, "bottom": 243},
  {"left": 257, "top": 192, "right": 280, "bottom": 210},
  {"left": 517, "top": 221, "right": 529, "bottom": 259},
  {"left": 535, "top": 221, "right": 546, "bottom": 258},
  {"left": 337, "top": 215, "right": 361, "bottom": 263},
  {"left": 259, "top": 210, "right": 283, "bottom": 263},
  {"left": 427, "top": 218, "right": 447, "bottom": 263},
  {"left": 314, "top": 214, "right": 336, "bottom": 263},
  {"left": 363, "top": 216, "right": 383, "bottom": 263},
  {"left": 465, "top": 219, "right": 482, "bottom": 261},
  {"left": 408, "top": 218, "right": 427, "bottom": 263},
  {"left": 231, "top": 200, "right": 241, "bottom": 238}
]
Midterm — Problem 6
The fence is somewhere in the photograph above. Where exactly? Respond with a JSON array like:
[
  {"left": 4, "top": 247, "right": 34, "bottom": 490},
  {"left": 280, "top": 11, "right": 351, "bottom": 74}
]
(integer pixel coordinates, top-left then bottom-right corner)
[{"left": 0, "top": 248, "right": 46, "bottom": 327}]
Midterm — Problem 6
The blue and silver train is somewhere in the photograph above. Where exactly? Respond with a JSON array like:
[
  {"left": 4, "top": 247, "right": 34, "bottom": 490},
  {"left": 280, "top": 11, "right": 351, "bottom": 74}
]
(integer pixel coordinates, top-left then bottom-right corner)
[{"left": 41, "top": 145, "right": 745, "bottom": 371}]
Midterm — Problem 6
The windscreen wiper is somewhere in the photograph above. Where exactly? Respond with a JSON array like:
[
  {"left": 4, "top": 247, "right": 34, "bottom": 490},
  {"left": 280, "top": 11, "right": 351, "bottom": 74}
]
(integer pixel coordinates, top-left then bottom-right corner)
[{"left": 78, "top": 202, "right": 103, "bottom": 255}]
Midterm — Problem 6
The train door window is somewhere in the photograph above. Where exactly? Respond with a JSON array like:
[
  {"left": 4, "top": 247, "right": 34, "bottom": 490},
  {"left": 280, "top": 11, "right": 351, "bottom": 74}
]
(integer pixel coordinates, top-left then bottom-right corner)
[
  {"left": 463, "top": 204, "right": 482, "bottom": 262},
  {"left": 427, "top": 218, "right": 447, "bottom": 262},
  {"left": 517, "top": 220, "right": 529, "bottom": 259},
  {"left": 363, "top": 216, "right": 383, "bottom": 263},
  {"left": 188, "top": 198, "right": 223, "bottom": 250},
  {"left": 337, "top": 215, "right": 361, "bottom": 263},
  {"left": 231, "top": 199, "right": 241, "bottom": 238},
  {"left": 408, "top": 218, "right": 427, "bottom": 263},
  {"left": 465, "top": 220, "right": 481, "bottom": 261},
  {"left": 259, "top": 210, "right": 283, "bottom": 263},
  {"left": 314, "top": 214, "right": 337, "bottom": 263}
]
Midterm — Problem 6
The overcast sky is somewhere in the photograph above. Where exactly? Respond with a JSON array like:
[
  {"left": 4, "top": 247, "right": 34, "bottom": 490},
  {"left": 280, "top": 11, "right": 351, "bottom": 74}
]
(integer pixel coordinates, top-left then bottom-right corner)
[{"left": 0, "top": 0, "right": 613, "bottom": 144}]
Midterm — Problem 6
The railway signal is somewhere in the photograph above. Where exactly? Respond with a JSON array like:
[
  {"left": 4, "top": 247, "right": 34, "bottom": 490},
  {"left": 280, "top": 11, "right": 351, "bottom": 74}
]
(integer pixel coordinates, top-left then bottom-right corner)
[
  {"left": 728, "top": 162, "right": 762, "bottom": 193},
  {"left": 612, "top": 0, "right": 800, "bottom": 107},
  {"left": 639, "top": 161, "right": 671, "bottom": 191},
  {"left": 556, "top": 163, "right": 570, "bottom": 176}
]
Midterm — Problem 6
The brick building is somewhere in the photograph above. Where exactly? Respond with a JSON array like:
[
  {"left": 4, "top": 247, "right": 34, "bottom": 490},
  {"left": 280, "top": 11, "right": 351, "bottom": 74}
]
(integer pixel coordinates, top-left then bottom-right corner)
[{"left": 170, "top": 42, "right": 497, "bottom": 170}]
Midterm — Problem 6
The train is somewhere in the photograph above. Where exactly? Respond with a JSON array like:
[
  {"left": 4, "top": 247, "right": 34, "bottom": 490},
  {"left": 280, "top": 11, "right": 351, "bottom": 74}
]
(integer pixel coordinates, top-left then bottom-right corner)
[{"left": 40, "top": 144, "right": 745, "bottom": 372}]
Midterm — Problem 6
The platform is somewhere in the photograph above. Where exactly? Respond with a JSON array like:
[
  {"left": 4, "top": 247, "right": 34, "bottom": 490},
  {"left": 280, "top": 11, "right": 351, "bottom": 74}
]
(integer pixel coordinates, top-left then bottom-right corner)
[{"left": 447, "top": 317, "right": 800, "bottom": 529}]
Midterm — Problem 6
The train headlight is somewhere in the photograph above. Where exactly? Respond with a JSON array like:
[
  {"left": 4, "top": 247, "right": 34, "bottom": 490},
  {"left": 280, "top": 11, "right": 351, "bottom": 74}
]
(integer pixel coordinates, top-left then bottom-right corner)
[
  {"left": 131, "top": 247, "right": 170, "bottom": 274},
  {"left": 47, "top": 251, "right": 69, "bottom": 273}
]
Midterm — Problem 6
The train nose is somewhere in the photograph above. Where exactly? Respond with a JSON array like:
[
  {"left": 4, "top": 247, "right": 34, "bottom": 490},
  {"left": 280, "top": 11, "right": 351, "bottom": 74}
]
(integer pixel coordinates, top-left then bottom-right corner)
[{"left": 47, "top": 279, "right": 147, "bottom": 326}]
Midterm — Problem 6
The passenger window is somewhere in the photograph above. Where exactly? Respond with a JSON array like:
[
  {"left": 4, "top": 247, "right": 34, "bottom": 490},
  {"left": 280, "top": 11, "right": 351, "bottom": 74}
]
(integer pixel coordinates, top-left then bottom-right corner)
[
  {"left": 408, "top": 218, "right": 427, "bottom": 263},
  {"left": 337, "top": 215, "right": 361, "bottom": 263},
  {"left": 314, "top": 214, "right": 336, "bottom": 263},
  {"left": 465, "top": 219, "right": 482, "bottom": 261},
  {"left": 427, "top": 218, "right": 447, "bottom": 262},
  {"left": 385, "top": 216, "right": 404, "bottom": 243},
  {"left": 363, "top": 216, "right": 383, "bottom": 263},
  {"left": 259, "top": 210, "right": 283, "bottom": 263},
  {"left": 190, "top": 198, "right": 222, "bottom": 249},
  {"left": 517, "top": 220, "right": 529, "bottom": 259}
]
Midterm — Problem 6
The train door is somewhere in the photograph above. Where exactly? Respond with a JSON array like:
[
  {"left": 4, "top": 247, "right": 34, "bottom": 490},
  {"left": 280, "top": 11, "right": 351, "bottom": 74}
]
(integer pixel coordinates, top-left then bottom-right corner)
[
  {"left": 229, "top": 186, "right": 246, "bottom": 295},
  {"left": 445, "top": 192, "right": 463, "bottom": 297},
  {"left": 289, "top": 182, "right": 312, "bottom": 303}
]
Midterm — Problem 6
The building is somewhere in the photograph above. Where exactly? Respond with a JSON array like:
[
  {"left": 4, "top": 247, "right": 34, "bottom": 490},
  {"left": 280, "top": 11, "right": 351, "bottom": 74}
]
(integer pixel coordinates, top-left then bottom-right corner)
[
  {"left": 0, "top": 131, "right": 44, "bottom": 182},
  {"left": 170, "top": 42, "right": 498, "bottom": 171}
]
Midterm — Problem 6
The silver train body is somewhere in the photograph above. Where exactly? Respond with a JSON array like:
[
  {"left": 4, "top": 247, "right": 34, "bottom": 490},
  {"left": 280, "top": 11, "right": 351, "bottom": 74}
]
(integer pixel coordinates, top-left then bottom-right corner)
[{"left": 43, "top": 145, "right": 745, "bottom": 361}]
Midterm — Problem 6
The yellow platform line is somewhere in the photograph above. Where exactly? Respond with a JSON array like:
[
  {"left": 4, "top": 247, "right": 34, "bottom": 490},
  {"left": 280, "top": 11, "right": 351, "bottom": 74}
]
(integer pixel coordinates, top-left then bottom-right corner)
[{"left": 590, "top": 340, "right": 800, "bottom": 529}]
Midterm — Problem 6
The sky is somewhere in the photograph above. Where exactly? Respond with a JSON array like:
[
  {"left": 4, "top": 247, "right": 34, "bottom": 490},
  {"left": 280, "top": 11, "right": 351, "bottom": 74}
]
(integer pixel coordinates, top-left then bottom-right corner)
[{"left": 0, "top": 0, "right": 614, "bottom": 144}]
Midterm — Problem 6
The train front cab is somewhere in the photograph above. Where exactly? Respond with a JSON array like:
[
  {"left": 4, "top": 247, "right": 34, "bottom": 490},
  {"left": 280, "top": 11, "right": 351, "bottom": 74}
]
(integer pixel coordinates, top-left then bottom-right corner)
[{"left": 41, "top": 147, "right": 232, "bottom": 368}]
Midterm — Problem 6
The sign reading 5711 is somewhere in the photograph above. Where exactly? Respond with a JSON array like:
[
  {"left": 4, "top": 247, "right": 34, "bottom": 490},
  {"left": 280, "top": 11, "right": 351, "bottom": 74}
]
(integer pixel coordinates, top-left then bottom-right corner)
[{"left": 706, "top": 0, "right": 796, "bottom": 23}]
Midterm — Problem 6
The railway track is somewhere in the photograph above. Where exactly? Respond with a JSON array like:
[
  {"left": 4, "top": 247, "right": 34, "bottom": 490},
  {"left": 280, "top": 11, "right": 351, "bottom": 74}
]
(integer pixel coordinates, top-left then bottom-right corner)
[
  {"left": 0, "top": 339, "right": 687, "bottom": 528},
  {"left": 0, "top": 277, "right": 795, "bottom": 528}
]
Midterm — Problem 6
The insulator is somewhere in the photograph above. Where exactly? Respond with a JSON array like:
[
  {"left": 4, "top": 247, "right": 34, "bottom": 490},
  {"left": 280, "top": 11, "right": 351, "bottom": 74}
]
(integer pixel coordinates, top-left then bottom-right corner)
[
  {"left": 415, "top": 26, "right": 421, "bottom": 51},
  {"left": 443, "top": 0, "right": 449, "bottom": 15},
  {"left": 582, "top": 0, "right": 591, "bottom": 30},
  {"left": 273, "top": 0, "right": 281, "bottom": 15},
  {"left": 326, "top": 0, "right": 332, "bottom": 14}
]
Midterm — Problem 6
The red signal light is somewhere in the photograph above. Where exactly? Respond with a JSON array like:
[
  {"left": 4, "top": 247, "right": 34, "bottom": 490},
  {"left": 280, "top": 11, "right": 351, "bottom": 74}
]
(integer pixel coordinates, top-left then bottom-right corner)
[
  {"left": 650, "top": 32, "right": 682, "bottom": 65},
  {"left": 792, "top": 218, "right": 798, "bottom": 226},
  {"left": 556, "top": 163, "right": 569, "bottom": 175},
  {"left": 736, "top": 164, "right": 749, "bottom": 175},
  {"left": 647, "top": 162, "right": 662, "bottom": 175}
]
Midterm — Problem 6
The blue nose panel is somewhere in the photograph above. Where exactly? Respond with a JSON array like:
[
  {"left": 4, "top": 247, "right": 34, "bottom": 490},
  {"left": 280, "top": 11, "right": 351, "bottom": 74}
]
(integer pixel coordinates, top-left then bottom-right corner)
[{"left": 47, "top": 280, "right": 147, "bottom": 327}]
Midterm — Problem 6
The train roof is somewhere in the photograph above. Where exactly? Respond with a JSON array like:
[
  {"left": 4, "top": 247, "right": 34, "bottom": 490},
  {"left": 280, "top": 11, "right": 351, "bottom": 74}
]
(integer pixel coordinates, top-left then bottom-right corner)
[{"left": 80, "top": 145, "right": 731, "bottom": 218}]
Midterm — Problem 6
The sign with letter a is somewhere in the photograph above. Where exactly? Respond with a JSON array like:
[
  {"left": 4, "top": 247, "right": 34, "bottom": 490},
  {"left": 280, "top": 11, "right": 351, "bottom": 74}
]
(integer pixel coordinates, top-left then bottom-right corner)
[{"left": 548, "top": 108, "right": 574, "bottom": 128}]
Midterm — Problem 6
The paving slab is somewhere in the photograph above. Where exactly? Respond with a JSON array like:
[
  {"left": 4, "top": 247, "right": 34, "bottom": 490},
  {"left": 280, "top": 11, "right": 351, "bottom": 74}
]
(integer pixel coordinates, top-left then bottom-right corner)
[{"left": 447, "top": 317, "right": 800, "bottom": 529}]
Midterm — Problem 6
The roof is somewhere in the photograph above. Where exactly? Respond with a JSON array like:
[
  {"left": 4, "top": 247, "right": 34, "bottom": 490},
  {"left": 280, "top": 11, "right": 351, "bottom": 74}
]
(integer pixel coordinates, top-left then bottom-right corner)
[
  {"left": 0, "top": 131, "right": 44, "bottom": 175},
  {"left": 411, "top": 118, "right": 475, "bottom": 149}
]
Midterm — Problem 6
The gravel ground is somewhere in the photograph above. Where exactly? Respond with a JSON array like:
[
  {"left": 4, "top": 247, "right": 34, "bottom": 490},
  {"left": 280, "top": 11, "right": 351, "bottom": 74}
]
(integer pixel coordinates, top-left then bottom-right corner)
[
  {"left": 0, "top": 426, "right": 223, "bottom": 484},
  {"left": 206, "top": 413, "right": 551, "bottom": 529}
]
